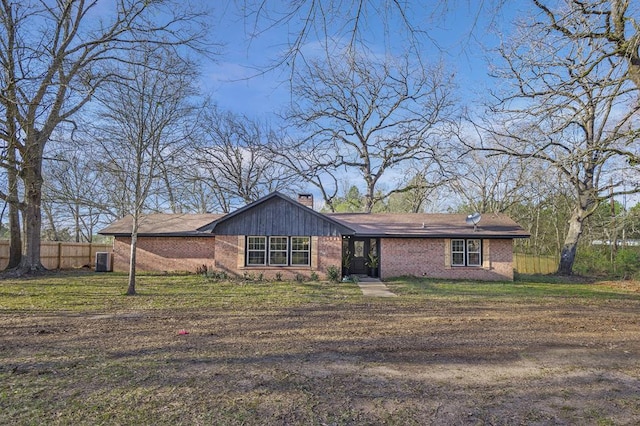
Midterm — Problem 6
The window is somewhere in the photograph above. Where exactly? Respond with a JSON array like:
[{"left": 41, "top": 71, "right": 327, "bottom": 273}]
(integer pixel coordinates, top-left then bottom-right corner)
[
  {"left": 246, "top": 236, "right": 311, "bottom": 267},
  {"left": 247, "top": 236, "right": 266, "bottom": 265},
  {"left": 269, "top": 237, "right": 288, "bottom": 265},
  {"left": 451, "top": 239, "right": 465, "bottom": 266},
  {"left": 354, "top": 240, "right": 364, "bottom": 258},
  {"left": 291, "top": 237, "right": 310, "bottom": 266},
  {"left": 467, "top": 239, "right": 481, "bottom": 266},
  {"left": 451, "top": 239, "right": 482, "bottom": 267}
]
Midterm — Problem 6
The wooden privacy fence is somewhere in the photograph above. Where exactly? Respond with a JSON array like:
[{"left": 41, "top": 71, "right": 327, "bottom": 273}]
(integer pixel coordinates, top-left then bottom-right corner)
[
  {"left": 513, "top": 253, "right": 558, "bottom": 275},
  {"left": 0, "top": 241, "right": 112, "bottom": 270}
]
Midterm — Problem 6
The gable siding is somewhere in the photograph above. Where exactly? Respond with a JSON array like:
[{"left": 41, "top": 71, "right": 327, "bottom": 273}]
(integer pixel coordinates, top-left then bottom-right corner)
[{"left": 213, "top": 197, "right": 346, "bottom": 236}]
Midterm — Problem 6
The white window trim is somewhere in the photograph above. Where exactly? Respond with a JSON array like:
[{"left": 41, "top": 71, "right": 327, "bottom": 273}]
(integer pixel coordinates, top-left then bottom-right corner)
[
  {"left": 269, "top": 236, "right": 289, "bottom": 266},
  {"left": 466, "top": 239, "right": 482, "bottom": 267},
  {"left": 245, "top": 236, "right": 312, "bottom": 267},
  {"left": 291, "top": 236, "right": 311, "bottom": 266},
  {"left": 451, "top": 239, "right": 466, "bottom": 266},
  {"left": 246, "top": 236, "right": 267, "bottom": 266},
  {"left": 450, "top": 238, "right": 483, "bottom": 267}
]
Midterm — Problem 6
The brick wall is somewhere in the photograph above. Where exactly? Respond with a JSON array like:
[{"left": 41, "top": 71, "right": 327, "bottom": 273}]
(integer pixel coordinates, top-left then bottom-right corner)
[
  {"left": 381, "top": 238, "right": 514, "bottom": 281},
  {"left": 111, "top": 234, "right": 514, "bottom": 280},
  {"left": 317, "top": 236, "right": 342, "bottom": 274},
  {"left": 214, "top": 235, "right": 342, "bottom": 280},
  {"left": 113, "top": 236, "right": 216, "bottom": 273}
]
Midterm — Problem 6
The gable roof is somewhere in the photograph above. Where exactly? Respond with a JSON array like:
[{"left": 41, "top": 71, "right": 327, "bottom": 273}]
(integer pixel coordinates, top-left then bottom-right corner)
[
  {"left": 203, "top": 192, "right": 355, "bottom": 236},
  {"left": 99, "top": 213, "right": 223, "bottom": 237},
  {"left": 327, "top": 212, "right": 530, "bottom": 239}
]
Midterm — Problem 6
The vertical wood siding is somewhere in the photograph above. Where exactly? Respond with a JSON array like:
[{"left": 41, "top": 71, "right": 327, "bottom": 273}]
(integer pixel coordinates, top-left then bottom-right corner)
[{"left": 213, "top": 197, "right": 350, "bottom": 236}]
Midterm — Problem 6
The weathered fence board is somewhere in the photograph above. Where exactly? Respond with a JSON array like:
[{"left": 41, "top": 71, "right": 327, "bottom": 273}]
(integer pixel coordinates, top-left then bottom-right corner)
[
  {"left": 0, "top": 241, "right": 112, "bottom": 270},
  {"left": 513, "top": 253, "right": 558, "bottom": 275}
]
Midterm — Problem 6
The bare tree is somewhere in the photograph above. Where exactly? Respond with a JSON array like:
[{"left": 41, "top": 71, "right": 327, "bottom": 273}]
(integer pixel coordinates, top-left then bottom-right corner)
[
  {"left": 0, "top": 0, "right": 209, "bottom": 274},
  {"left": 191, "top": 108, "right": 301, "bottom": 212},
  {"left": 42, "top": 142, "right": 109, "bottom": 243},
  {"left": 448, "top": 148, "right": 538, "bottom": 214},
  {"left": 234, "top": 1, "right": 428, "bottom": 75},
  {"left": 0, "top": 140, "right": 21, "bottom": 267},
  {"left": 476, "top": 13, "right": 640, "bottom": 275},
  {"left": 532, "top": 0, "right": 640, "bottom": 91},
  {"left": 379, "top": 162, "right": 448, "bottom": 213},
  {"left": 284, "top": 51, "right": 455, "bottom": 213},
  {"left": 93, "top": 46, "right": 199, "bottom": 295},
  {"left": 264, "top": 130, "right": 343, "bottom": 212}
]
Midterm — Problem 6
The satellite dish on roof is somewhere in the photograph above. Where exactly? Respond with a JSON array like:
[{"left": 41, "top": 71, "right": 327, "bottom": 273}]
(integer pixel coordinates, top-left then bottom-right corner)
[{"left": 466, "top": 212, "right": 482, "bottom": 231}]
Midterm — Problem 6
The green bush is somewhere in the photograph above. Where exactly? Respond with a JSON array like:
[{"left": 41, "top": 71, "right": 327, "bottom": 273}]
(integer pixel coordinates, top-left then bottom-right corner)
[
  {"left": 326, "top": 265, "right": 340, "bottom": 283},
  {"left": 614, "top": 248, "right": 640, "bottom": 279},
  {"left": 574, "top": 246, "right": 611, "bottom": 275}
]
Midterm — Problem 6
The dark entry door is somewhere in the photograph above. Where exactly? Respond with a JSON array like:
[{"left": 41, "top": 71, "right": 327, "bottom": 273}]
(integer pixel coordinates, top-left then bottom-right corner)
[{"left": 350, "top": 238, "right": 369, "bottom": 275}]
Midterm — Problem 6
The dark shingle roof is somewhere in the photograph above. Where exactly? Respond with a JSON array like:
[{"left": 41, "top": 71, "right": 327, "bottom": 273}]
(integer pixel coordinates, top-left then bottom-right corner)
[
  {"left": 98, "top": 213, "right": 223, "bottom": 236},
  {"left": 99, "top": 196, "right": 529, "bottom": 240},
  {"left": 326, "top": 212, "right": 530, "bottom": 238}
]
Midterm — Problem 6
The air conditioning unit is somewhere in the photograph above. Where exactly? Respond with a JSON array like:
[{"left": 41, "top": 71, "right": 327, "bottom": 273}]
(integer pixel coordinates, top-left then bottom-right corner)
[{"left": 95, "top": 252, "right": 112, "bottom": 272}]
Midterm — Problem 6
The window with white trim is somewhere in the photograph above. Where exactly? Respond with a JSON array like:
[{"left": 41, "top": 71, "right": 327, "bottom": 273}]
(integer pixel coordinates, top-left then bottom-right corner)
[
  {"left": 451, "top": 239, "right": 465, "bottom": 266},
  {"left": 466, "top": 239, "right": 481, "bottom": 266},
  {"left": 451, "top": 239, "right": 482, "bottom": 267},
  {"left": 247, "top": 236, "right": 267, "bottom": 265},
  {"left": 246, "top": 236, "right": 311, "bottom": 267},
  {"left": 269, "top": 236, "right": 288, "bottom": 265},
  {"left": 291, "top": 237, "right": 310, "bottom": 266}
]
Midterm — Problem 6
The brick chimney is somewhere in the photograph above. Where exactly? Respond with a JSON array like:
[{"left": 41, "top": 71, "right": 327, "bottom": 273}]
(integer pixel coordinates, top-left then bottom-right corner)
[{"left": 297, "top": 193, "right": 314, "bottom": 209}]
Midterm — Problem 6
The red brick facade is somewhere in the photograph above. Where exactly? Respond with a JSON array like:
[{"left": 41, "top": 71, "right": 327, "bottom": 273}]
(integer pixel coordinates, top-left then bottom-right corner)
[
  {"left": 112, "top": 236, "right": 216, "bottom": 273},
  {"left": 112, "top": 235, "right": 513, "bottom": 281},
  {"left": 380, "top": 238, "right": 514, "bottom": 281}
]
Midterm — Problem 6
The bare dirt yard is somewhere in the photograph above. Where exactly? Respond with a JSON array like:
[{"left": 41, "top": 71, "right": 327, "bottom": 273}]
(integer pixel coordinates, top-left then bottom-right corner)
[{"left": 1, "top": 275, "right": 639, "bottom": 425}]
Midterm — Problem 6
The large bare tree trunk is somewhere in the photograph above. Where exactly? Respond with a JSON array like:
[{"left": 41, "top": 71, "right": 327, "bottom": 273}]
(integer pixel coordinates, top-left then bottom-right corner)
[
  {"left": 557, "top": 211, "right": 584, "bottom": 275},
  {"left": 6, "top": 146, "right": 22, "bottom": 269},
  {"left": 19, "top": 156, "right": 45, "bottom": 272},
  {"left": 7, "top": 202, "right": 21, "bottom": 269}
]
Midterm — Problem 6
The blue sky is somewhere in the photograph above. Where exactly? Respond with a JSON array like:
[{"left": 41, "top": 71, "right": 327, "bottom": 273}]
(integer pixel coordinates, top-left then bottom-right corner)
[
  {"left": 192, "top": 2, "right": 529, "bottom": 210},
  {"left": 204, "top": 2, "right": 520, "bottom": 120}
]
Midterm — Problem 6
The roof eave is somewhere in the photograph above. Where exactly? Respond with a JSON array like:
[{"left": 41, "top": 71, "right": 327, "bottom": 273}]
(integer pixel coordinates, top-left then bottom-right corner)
[
  {"left": 98, "top": 232, "right": 217, "bottom": 237},
  {"left": 345, "top": 232, "right": 531, "bottom": 239}
]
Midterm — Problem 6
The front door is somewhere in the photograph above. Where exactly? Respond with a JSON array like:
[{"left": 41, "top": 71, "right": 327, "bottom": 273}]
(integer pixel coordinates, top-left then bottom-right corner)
[
  {"left": 351, "top": 239, "right": 368, "bottom": 275},
  {"left": 343, "top": 237, "right": 378, "bottom": 276}
]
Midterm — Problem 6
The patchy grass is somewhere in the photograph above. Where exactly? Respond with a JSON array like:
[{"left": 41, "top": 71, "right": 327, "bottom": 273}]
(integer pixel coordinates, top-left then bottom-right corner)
[
  {"left": 385, "top": 275, "right": 640, "bottom": 301},
  {"left": 1, "top": 272, "right": 639, "bottom": 425},
  {"left": 0, "top": 271, "right": 361, "bottom": 312}
]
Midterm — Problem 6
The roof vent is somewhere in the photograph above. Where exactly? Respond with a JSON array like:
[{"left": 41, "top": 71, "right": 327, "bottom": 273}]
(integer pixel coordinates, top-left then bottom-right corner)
[
  {"left": 466, "top": 212, "right": 482, "bottom": 231},
  {"left": 298, "top": 193, "right": 314, "bottom": 209}
]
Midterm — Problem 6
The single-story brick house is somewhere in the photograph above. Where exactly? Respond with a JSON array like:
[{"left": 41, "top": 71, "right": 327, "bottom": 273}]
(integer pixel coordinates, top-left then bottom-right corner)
[{"left": 99, "top": 192, "right": 530, "bottom": 281}]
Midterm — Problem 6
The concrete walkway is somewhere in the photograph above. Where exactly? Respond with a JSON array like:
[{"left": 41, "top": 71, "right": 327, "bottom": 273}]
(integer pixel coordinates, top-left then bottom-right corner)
[{"left": 356, "top": 277, "right": 397, "bottom": 297}]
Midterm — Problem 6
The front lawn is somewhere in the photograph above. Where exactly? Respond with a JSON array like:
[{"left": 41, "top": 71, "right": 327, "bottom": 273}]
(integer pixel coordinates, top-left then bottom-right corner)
[{"left": 1, "top": 272, "right": 639, "bottom": 425}]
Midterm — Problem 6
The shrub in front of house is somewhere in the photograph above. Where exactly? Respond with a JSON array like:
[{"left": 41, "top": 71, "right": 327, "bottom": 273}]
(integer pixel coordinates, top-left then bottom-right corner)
[{"left": 326, "top": 265, "right": 340, "bottom": 283}]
